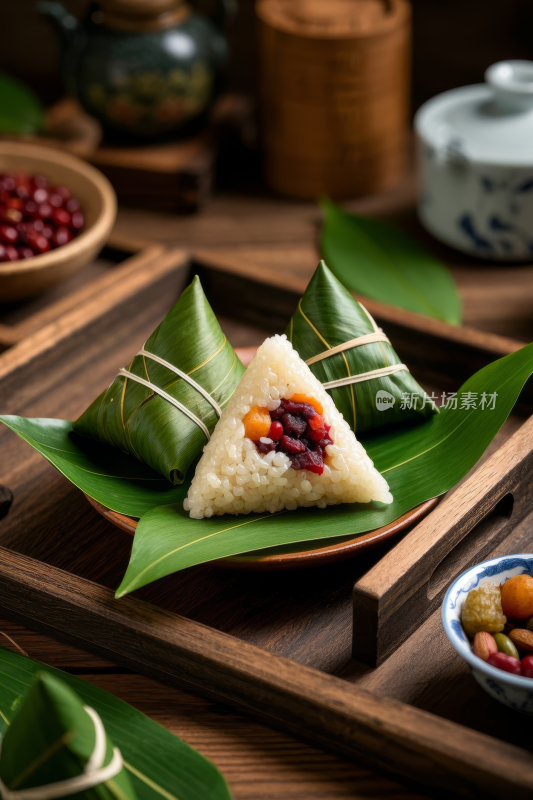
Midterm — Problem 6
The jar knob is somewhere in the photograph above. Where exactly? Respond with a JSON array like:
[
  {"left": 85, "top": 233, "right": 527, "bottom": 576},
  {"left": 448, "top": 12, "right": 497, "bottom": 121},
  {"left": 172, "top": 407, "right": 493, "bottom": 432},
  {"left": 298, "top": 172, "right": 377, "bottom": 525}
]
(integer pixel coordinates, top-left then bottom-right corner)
[{"left": 485, "top": 60, "right": 533, "bottom": 112}]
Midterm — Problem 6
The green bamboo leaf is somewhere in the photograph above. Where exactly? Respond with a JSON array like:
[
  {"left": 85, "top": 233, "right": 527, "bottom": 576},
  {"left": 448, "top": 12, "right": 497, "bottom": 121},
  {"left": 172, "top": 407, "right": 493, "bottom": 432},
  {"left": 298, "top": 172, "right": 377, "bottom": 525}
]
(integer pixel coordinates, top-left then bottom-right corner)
[
  {"left": 74, "top": 276, "right": 245, "bottom": 485},
  {"left": 115, "top": 343, "right": 533, "bottom": 595},
  {"left": 0, "top": 416, "right": 186, "bottom": 518},
  {"left": 320, "top": 199, "right": 462, "bottom": 325},
  {"left": 0, "top": 73, "right": 44, "bottom": 134},
  {"left": 0, "top": 648, "right": 232, "bottom": 800},
  {"left": 286, "top": 260, "right": 437, "bottom": 433}
]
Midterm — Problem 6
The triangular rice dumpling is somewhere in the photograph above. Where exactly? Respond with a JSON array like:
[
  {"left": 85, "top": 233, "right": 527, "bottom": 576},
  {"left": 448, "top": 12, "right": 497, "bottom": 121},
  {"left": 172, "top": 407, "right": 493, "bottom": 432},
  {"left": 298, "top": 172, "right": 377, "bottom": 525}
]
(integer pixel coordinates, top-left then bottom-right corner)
[
  {"left": 74, "top": 277, "right": 245, "bottom": 484},
  {"left": 286, "top": 261, "right": 436, "bottom": 434},
  {"left": 184, "top": 335, "right": 392, "bottom": 518},
  {"left": 0, "top": 672, "right": 136, "bottom": 800}
]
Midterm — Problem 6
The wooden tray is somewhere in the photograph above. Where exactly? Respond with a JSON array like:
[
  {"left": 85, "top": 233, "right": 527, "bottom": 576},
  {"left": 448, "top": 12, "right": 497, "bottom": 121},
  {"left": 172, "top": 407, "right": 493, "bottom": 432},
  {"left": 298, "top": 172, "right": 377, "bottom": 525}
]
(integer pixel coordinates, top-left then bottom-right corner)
[
  {"left": 86, "top": 494, "right": 441, "bottom": 570},
  {"left": 1, "top": 251, "right": 533, "bottom": 797}
]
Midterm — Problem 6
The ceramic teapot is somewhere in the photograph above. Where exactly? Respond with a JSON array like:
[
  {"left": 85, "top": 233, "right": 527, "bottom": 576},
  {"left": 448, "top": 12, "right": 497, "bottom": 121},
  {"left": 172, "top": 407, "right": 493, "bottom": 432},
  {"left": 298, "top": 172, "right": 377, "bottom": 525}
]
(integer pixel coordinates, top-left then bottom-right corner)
[
  {"left": 415, "top": 60, "right": 533, "bottom": 262},
  {"left": 39, "top": 0, "right": 235, "bottom": 140}
]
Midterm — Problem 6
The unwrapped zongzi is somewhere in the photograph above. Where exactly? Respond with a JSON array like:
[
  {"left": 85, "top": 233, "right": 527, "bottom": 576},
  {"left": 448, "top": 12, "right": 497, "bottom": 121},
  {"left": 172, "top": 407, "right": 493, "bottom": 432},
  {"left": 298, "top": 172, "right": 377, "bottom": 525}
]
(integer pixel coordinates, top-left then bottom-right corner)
[
  {"left": 286, "top": 261, "right": 436, "bottom": 434},
  {"left": 184, "top": 335, "right": 392, "bottom": 518},
  {"left": 74, "top": 277, "right": 245, "bottom": 484}
]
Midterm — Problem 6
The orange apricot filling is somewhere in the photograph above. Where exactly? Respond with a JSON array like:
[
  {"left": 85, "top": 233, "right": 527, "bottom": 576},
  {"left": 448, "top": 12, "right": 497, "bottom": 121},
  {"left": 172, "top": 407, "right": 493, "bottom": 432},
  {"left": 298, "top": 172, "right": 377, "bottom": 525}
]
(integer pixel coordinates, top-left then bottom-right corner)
[{"left": 243, "top": 406, "right": 271, "bottom": 441}]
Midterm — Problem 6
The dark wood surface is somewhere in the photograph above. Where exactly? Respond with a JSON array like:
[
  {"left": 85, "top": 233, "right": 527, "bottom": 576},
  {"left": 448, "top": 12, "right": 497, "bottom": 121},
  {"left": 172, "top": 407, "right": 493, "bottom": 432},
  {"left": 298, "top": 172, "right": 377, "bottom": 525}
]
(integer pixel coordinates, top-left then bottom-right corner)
[{"left": 2, "top": 248, "right": 533, "bottom": 797}]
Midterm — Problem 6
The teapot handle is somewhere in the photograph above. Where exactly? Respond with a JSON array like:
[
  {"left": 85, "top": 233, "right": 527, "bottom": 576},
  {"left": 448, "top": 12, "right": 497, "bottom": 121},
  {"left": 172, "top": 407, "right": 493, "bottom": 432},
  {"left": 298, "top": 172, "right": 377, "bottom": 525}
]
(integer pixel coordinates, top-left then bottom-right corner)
[{"left": 209, "top": 0, "right": 238, "bottom": 29}]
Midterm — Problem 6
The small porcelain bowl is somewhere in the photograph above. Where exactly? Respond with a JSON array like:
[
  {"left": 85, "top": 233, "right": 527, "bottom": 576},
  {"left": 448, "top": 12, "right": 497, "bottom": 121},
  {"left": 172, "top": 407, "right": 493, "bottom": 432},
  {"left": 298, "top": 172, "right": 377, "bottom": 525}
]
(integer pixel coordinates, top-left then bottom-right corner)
[
  {"left": 442, "top": 554, "right": 533, "bottom": 714},
  {"left": 0, "top": 141, "right": 116, "bottom": 301}
]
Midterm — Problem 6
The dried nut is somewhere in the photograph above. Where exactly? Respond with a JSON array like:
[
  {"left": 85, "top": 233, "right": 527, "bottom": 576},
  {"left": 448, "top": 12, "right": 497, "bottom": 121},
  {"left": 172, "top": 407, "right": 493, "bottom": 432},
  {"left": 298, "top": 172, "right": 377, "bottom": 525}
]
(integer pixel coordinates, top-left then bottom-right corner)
[
  {"left": 509, "top": 628, "right": 533, "bottom": 653},
  {"left": 473, "top": 631, "right": 498, "bottom": 661}
]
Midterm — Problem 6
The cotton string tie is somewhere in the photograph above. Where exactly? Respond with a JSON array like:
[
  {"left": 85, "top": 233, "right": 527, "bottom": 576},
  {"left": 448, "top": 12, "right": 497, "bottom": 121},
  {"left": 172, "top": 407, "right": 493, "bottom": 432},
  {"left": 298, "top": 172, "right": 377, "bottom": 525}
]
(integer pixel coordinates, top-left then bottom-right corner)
[{"left": 0, "top": 707, "right": 123, "bottom": 800}]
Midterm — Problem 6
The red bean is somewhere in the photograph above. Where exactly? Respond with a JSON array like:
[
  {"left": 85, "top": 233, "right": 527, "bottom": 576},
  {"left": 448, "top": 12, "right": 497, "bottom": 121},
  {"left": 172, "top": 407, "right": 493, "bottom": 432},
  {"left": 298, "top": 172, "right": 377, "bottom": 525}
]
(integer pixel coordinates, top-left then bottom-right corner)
[
  {"left": 0, "top": 224, "right": 18, "bottom": 244},
  {"left": 487, "top": 652, "right": 522, "bottom": 675},
  {"left": 54, "top": 185, "right": 72, "bottom": 202},
  {"left": 52, "top": 207, "right": 71, "bottom": 227},
  {"left": 40, "top": 225, "right": 54, "bottom": 240},
  {"left": 268, "top": 420, "right": 283, "bottom": 440},
  {"left": 33, "top": 187, "right": 49, "bottom": 204},
  {"left": 70, "top": 211, "right": 84, "bottom": 230},
  {"left": 3, "top": 245, "right": 19, "bottom": 261},
  {"left": 65, "top": 197, "right": 79, "bottom": 213},
  {"left": 53, "top": 226, "right": 73, "bottom": 247},
  {"left": 22, "top": 229, "right": 51, "bottom": 254},
  {"left": 23, "top": 200, "right": 38, "bottom": 218},
  {"left": 48, "top": 193, "right": 64, "bottom": 208},
  {"left": 17, "top": 246, "right": 35, "bottom": 259},
  {"left": 31, "top": 174, "right": 48, "bottom": 189},
  {"left": 37, "top": 202, "right": 53, "bottom": 220}
]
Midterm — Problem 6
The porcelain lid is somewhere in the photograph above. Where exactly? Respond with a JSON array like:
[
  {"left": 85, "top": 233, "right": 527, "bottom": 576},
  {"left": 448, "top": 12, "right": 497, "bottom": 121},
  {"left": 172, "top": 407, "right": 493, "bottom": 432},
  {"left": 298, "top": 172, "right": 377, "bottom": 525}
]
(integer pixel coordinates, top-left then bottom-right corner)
[{"left": 415, "top": 60, "right": 533, "bottom": 166}]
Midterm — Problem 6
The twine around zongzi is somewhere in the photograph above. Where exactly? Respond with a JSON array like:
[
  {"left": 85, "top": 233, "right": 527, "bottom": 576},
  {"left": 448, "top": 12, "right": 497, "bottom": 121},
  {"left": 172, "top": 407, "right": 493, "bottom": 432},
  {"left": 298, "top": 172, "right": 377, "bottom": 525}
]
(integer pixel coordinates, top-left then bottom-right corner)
[{"left": 0, "top": 707, "right": 123, "bottom": 800}]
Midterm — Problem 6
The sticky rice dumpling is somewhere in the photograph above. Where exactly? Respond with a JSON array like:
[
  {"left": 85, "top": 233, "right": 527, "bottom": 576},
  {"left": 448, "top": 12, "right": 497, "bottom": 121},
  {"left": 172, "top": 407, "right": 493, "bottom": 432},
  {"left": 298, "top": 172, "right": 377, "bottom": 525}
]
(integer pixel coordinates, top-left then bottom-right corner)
[
  {"left": 74, "top": 277, "right": 245, "bottom": 484},
  {"left": 184, "top": 335, "right": 392, "bottom": 518},
  {"left": 286, "top": 261, "right": 436, "bottom": 434},
  {"left": 0, "top": 671, "right": 136, "bottom": 800}
]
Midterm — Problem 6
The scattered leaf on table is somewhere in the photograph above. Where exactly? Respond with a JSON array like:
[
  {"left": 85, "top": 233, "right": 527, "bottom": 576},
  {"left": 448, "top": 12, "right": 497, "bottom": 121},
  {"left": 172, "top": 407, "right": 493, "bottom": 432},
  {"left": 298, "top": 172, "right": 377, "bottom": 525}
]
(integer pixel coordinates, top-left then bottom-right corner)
[
  {"left": 0, "top": 647, "right": 233, "bottom": 800},
  {"left": 115, "top": 343, "right": 533, "bottom": 596},
  {"left": 320, "top": 198, "right": 462, "bottom": 325},
  {"left": 0, "top": 416, "right": 186, "bottom": 518},
  {"left": 0, "top": 73, "right": 44, "bottom": 135}
]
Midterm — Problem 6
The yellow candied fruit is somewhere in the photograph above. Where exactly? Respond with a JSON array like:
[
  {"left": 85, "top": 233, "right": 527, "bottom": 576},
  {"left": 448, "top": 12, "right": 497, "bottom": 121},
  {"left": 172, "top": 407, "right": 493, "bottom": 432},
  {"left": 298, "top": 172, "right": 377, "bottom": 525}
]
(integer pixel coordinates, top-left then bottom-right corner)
[
  {"left": 243, "top": 406, "right": 271, "bottom": 441},
  {"left": 462, "top": 584, "right": 506, "bottom": 638},
  {"left": 290, "top": 393, "right": 323, "bottom": 415}
]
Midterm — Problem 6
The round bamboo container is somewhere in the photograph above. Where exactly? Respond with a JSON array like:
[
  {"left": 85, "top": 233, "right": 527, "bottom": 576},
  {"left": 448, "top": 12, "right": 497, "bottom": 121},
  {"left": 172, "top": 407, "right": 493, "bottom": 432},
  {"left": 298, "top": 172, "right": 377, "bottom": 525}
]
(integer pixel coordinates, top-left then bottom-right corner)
[{"left": 256, "top": 0, "right": 412, "bottom": 199}]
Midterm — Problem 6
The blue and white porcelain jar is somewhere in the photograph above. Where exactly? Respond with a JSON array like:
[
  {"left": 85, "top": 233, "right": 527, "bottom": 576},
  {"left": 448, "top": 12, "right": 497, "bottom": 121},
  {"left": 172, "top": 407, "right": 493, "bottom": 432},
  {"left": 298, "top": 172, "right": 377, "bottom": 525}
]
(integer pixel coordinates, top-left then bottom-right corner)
[{"left": 415, "top": 61, "right": 533, "bottom": 262}]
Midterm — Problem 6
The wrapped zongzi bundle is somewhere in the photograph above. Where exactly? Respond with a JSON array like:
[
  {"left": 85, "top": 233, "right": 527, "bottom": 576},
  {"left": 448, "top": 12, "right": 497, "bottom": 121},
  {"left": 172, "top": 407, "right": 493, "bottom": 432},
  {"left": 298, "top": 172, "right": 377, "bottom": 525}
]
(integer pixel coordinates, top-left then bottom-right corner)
[
  {"left": 0, "top": 672, "right": 136, "bottom": 800},
  {"left": 184, "top": 335, "right": 392, "bottom": 518},
  {"left": 74, "top": 277, "right": 245, "bottom": 483},
  {"left": 286, "top": 261, "right": 436, "bottom": 434}
]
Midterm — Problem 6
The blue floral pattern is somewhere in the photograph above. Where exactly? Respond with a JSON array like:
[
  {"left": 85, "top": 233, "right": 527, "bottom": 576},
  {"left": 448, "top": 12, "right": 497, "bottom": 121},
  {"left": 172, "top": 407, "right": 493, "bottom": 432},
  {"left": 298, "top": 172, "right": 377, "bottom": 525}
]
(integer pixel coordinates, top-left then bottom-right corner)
[{"left": 448, "top": 557, "right": 533, "bottom": 610}]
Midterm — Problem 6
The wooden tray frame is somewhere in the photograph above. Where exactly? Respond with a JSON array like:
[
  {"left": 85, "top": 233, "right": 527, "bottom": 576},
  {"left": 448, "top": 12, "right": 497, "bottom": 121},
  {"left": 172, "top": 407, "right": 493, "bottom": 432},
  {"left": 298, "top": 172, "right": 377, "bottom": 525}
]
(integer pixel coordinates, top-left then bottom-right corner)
[{"left": 1, "top": 250, "right": 533, "bottom": 797}]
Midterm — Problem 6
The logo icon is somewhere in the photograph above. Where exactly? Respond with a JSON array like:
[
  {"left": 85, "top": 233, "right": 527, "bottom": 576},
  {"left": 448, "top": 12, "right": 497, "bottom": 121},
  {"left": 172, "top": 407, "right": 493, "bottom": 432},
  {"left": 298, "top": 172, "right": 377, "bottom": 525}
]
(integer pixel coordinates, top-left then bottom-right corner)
[{"left": 376, "top": 390, "right": 395, "bottom": 411}]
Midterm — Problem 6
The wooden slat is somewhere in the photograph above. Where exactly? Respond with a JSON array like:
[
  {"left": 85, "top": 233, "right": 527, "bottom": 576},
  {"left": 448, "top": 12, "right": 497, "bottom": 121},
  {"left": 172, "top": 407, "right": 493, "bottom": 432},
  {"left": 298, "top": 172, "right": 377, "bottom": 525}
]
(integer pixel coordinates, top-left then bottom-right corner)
[
  {"left": 352, "top": 414, "right": 533, "bottom": 666},
  {"left": 0, "top": 551, "right": 531, "bottom": 799}
]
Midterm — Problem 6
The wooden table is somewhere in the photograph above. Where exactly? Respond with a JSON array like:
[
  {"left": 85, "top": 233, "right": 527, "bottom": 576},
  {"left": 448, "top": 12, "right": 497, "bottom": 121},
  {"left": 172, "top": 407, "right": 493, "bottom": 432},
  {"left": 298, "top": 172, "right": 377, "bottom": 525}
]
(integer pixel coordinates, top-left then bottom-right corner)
[{"left": 4, "top": 169, "right": 532, "bottom": 799}]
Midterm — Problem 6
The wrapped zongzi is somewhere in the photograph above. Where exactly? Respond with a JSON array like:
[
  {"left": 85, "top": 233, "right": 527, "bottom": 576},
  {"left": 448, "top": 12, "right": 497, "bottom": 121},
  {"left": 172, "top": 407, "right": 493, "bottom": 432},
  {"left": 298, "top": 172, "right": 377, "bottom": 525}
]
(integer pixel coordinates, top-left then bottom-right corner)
[
  {"left": 286, "top": 261, "right": 436, "bottom": 434},
  {"left": 74, "top": 277, "right": 245, "bottom": 484},
  {"left": 0, "top": 671, "right": 136, "bottom": 800},
  {"left": 184, "top": 335, "right": 392, "bottom": 518}
]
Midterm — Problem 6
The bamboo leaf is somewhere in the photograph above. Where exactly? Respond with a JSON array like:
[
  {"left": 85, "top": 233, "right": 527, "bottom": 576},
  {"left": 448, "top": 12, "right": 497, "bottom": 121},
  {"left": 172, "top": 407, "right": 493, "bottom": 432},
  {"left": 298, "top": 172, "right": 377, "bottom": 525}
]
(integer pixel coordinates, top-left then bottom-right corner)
[
  {"left": 0, "top": 73, "right": 44, "bottom": 134},
  {"left": 0, "top": 416, "right": 186, "bottom": 518},
  {"left": 74, "top": 277, "right": 245, "bottom": 485},
  {"left": 320, "top": 199, "right": 462, "bottom": 325},
  {"left": 0, "top": 648, "right": 233, "bottom": 800},
  {"left": 115, "top": 343, "right": 533, "bottom": 595},
  {"left": 286, "top": 261, "right": 437, "bottom": 433}
]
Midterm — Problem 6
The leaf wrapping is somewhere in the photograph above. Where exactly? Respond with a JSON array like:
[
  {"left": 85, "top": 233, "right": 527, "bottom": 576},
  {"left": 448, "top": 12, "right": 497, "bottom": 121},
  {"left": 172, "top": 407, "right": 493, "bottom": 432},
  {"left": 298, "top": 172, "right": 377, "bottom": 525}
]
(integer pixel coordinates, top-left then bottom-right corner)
[
  {"left": 74, "top": 277, "right": 245, "bottom": 484},
  {"left": 286, "top": 261, "right": 436, "bottom": 433}
]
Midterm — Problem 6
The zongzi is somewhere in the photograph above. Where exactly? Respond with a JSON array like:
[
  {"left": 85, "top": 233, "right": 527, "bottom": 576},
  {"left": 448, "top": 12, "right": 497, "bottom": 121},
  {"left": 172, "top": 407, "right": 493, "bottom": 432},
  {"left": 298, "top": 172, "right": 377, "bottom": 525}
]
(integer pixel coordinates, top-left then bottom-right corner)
[
  {"left": 74, "top": 276, "right": 245, "bottom": 484},
  {"left": 184, "top": 335, "right": 392, "bottom": 518},
  {"left": 0, "top": 671, "right": 136, "bottom": 800},
  {"left": 286, "top": 261, "right": 436, "bottom": 434}
]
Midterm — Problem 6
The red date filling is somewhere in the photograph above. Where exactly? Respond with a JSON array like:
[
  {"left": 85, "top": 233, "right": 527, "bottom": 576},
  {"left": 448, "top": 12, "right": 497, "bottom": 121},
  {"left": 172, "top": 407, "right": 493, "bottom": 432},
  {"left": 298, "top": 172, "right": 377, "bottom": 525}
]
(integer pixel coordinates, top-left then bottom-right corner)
[
  {"left": 255, "top": 399, "right": 333, "bottom": 475},
  {"left": 0, "top": 172, "right": 84, "bottom": 262}
]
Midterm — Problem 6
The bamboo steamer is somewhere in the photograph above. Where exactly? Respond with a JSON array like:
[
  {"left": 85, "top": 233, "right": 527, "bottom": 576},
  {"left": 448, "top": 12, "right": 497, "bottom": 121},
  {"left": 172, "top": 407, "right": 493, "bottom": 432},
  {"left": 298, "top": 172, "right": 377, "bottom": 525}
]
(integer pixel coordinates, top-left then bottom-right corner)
[{"left": 256, "top": 0, "right": 412, "bottom": 199}]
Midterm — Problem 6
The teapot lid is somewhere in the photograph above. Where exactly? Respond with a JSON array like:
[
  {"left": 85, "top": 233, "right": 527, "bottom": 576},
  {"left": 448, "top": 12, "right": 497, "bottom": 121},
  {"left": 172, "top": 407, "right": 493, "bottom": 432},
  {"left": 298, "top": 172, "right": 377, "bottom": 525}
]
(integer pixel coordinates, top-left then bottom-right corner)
[
  {"left": 415, "top": 61, "right": 533, "bottom": 166},
  {"left": 100, "top": 0, "right": 189, "bottom": 31}
]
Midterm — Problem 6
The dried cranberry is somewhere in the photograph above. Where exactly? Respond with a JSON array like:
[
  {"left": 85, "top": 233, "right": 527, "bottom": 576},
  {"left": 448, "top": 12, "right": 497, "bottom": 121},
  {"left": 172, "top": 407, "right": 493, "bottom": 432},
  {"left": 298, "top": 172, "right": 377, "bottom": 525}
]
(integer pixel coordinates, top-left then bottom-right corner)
[
  {"left": 487, "top": 652, "right": 521, "bottom": 675},
  {"left": 282, "top": 413, "right": 307, "bottom": 437},
  {"left": 290, "top": 449, "right": 324, "bottom": 475},
  {"left": 268, "top": 420, "right": 283, "bottom": 440},
  {"left": 0, "top": 224, "right": 18, "bottom": 244},
  {"left": 306, "top": 424, "right": 326, "bottom": 442},
  {"left": 270, "top": 404, "right": 286, "bottom": 419},
  {"left": 280, "top": 435, "right": 306, "bottom": 454},
  {"left": 318, "top": 436, "right": 333, "bottom": 449},
  {"left": 256, "top": 440, "right": 276, "bottom": 454},
  {"left": 282, "top": 400, "right": 317, "bottom": 419}
]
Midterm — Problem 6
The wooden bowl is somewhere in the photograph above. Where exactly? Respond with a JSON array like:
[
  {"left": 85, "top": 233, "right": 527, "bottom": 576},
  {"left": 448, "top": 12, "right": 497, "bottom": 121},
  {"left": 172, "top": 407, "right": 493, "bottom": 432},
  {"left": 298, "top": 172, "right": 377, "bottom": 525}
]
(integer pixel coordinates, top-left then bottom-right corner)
[
  {"left": 87, "top": 495, "right": 441, "bottom": 570},
  {"left": 0, "top": 142, "right": 116, "bottom": 301}
]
